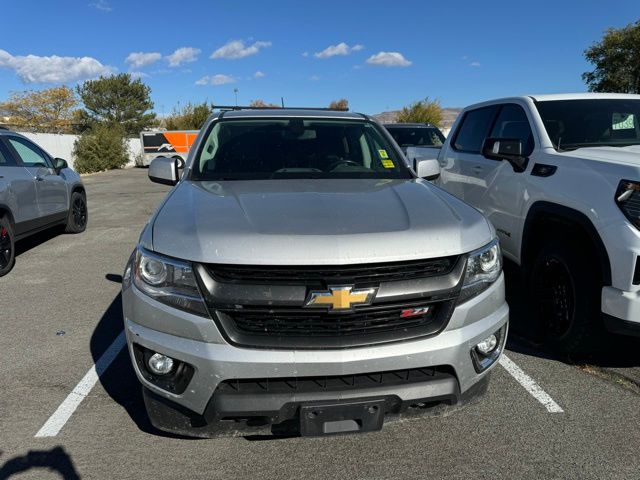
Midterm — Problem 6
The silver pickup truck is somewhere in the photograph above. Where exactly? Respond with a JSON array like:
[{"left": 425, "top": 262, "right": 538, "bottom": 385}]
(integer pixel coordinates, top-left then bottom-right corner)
[{"left": 122, "top": 107, "right": 509, "bottom": 437}]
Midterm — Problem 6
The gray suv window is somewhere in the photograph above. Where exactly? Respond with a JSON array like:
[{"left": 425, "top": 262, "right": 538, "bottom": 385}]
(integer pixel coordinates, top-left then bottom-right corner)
[
  {"left": 489, "top": 104, "right": 534, "bottom": 156},
  {"left": 8, "top": 137, "right": 52, "bottom": 168},
  {"left": 0, "top": 141, "right": 16, "bottom": 165},
  {"left": 453, "top": 106, "right": 498, "bottom": 153}
]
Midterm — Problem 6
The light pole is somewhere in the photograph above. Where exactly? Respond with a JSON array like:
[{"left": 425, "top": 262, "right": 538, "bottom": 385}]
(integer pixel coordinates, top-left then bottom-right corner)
[{"left": 234, "top": 88, "right": 239, "bottom": 106}]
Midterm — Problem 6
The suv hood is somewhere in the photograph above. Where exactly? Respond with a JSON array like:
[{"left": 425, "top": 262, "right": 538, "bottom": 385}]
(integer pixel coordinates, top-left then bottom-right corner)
[
  {"left": 151, "top": 179, "right": 492, "bottom": 265},
  {"left": 562, "top": 145, "right": 640, "bottom": 167}
]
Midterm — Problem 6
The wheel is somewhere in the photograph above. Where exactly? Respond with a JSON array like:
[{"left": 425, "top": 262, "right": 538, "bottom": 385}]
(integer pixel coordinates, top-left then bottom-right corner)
[
  {"left": 0, "top": 216, "right": 15, "bottom": 277},
  {"left": 529, "top": 240, "right": 601, "bottom": 354},
  {"left": 65, "top": 191, "right": 88, "bottom": 233}
]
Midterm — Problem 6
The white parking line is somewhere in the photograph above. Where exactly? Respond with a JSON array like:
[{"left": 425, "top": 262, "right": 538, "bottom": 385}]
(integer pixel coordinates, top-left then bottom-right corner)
[
  {"left": 35, "top": 331, "right": 126, "bottom": 438},
  {"left": 499, "top": 353, "right": 564, "bottom": 413}
]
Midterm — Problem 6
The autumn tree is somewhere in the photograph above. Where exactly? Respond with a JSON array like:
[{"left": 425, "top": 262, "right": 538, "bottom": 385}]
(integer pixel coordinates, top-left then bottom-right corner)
[
  {"left": 396, "top": 98, "right": 443, "bottom": 126},
  {"left": 165, "top": 102, "right": 213, "bottom": 130},
  {"left": 76, "top": 73, "right": 156, "bottom": 135},
  {"left": 328, "top": 98, "right": 349, "bottom": 111},
  {"left": 583, "top": 20, "right": 640, "bottom": 93},
  {"left": 0, "top": 86, "right": 78, "bottom": 133},
  {"left": 249, "top": 99, "right": 280, "bottom": 108}
]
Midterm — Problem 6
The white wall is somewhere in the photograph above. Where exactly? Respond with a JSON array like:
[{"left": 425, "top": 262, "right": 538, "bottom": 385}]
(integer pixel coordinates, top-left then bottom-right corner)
[{"left": 17, "top": 132, "right": 142, "bottom": 170}]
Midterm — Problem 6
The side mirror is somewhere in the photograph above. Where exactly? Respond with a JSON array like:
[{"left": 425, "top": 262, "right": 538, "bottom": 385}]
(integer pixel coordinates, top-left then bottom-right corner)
[
  {"left": 149, "top": 157, "right": 183, "bottom": 186},
  {"left": 415, "top": 157, "right": 441, "bottom": 181},
  {"left": 54, "top": 158, "right": 68, "bottom": 173},
  {"left": 482, "top": 138, "right": 528, "bottom": 172}
]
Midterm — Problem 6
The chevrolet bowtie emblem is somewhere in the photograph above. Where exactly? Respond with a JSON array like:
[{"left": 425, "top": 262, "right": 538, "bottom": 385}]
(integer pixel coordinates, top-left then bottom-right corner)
[{"left": 304, "top": 285, "right": 377, "bottom": 311}]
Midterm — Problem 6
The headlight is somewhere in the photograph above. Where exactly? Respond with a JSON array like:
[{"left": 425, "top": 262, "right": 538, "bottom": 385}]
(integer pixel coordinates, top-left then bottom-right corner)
[
  {"left": 615, "top": 180, "right": 640, "bottom": 229},
  {"left": 459, "top": 239, "right": 502, "bottom": 303},
  {"left": 126, "top": 247, "right": 208, "bottom": 316}
]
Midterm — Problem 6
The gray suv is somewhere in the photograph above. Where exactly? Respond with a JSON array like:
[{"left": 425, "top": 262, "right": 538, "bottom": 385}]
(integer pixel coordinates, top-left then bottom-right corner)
[
  {"left": 0, "top": 129, "right": 87, "bottom": 276},
  {"left": 122, "top": 108, "right": 509, "bottom": 437}
]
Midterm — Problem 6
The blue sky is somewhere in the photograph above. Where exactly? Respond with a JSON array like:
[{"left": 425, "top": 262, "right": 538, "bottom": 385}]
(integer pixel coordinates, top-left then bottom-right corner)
[{"left": 0, "top": 0, "right": 638, "bottom": 114}]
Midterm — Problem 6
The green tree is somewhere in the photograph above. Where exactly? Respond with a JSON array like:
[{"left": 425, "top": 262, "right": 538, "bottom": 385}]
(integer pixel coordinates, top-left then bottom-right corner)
[
  {"left": 396, "top": 98, "right": 443, "bottom": 126},
  {"left": 72, "top": 123, "right": 130, "bottom": 174},
  {"left": 165, "top": 102, "right": 213, "bottom": 130},
  {"left": 328, "top": 98, "right": 349, "bottom": 110},
  {"left": 76, "top": 73, "right": 156, "bottom": 135},
  {"left": 583, "top": 20, "right": 640, "bottom": 93},
  {"left": 0, "top": 86, "right": 78, "bottom": 133}
]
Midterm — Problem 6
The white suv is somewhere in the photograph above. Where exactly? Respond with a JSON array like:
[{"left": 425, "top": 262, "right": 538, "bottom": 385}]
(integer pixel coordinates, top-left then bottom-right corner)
[{"left": 433, "top": 93, "right": 640, "bottom": 352}]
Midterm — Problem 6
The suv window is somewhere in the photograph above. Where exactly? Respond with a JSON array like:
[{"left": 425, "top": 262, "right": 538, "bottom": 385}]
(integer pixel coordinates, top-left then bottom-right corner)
[
  {"left": 453, "top": 106, "right": 498, "bottom": 153},
  {"left": 489, "top": 104, "right": 534, "bottom": 156},
  {"left": 0, "top": 141, "right": 16, "bottom": 166},
  {"left": 8, "top": 137, "right": 52, "bottom": 168},
  {"left": 386, "top": 126, "right": 445, "bottom": 147}
]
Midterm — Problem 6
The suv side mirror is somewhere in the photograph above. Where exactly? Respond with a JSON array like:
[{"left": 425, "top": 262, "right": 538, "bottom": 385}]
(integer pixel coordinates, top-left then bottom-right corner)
[
  {"left": 54, "top": 158, "right": 68, "bottom": 174},
  {"left": 415, "top": 157, "right": 440, "bottom": 181},
  {"left": 481, "top": 138, "right": 528, "bottom": 172},
  {"left": 149, "top": 156, "right": 183, "bottom": 186}
]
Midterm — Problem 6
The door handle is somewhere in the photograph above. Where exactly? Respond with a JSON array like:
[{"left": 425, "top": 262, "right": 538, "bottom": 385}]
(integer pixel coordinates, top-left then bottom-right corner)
[
  {"left": 472, "top": 165, "right": 483, "bottom": 173},
  {"left": 35, "top": 175, "right": 45, "bottom": 181}
]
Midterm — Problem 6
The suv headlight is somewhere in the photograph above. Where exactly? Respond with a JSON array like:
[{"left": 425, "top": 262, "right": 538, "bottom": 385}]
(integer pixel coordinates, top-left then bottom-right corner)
[
  {"left": 124, "top": 247, "right": 208, "bottom": 316},
  {"left": 615, "top": 180, "right": 640, "bottom": 229},
  {"left": 459, "top": 239, "right": 503, "bottom": 303}
]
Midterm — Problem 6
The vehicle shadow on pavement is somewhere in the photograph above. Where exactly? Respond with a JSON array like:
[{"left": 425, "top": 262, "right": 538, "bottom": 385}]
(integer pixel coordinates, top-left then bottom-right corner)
[
  {"left": 504, "top": 261, "right": 640, "bottom": 370},
  {"left": 14, "top": 226, "right": 64, "bottom": 258},
  {"left": 91, "top": 280, "right": 197, "bottom": 439},
  {"left": 0, "top": 446, "right": 80, "bottom": 479}
]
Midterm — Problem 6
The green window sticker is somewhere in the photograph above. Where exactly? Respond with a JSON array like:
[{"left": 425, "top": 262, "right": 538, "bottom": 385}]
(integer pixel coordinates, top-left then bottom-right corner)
[{"left": 612, "top": 113, "right": 635, "bottom": 130}]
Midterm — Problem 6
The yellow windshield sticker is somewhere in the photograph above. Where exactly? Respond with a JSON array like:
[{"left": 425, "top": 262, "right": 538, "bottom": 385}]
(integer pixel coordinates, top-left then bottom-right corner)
[
  {"left": 382, "top": 159, "right": 395, "bottom": 169},
  {"left": 378, "top": 149, "right": 389, "bottom": 159}
]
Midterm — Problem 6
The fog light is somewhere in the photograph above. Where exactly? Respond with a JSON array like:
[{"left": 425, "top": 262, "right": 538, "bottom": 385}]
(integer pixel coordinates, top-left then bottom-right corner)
[
  {"left": 476, "top": 334, "right": 498, "bottom": 355},
  {"left": 148, "top": 353, "right": 174, "bottom": 375}
]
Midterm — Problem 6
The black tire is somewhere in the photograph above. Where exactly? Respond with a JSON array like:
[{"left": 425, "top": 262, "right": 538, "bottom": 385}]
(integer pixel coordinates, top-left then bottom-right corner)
[
  {"left": 529, "top": 240, "right": 602, "bottom": 354},
  {"left": 65, "top": 191, "right": 88, "bottom": 233},
  {"left": 0, "top": 216, "right": 15, "bottom": 277}
]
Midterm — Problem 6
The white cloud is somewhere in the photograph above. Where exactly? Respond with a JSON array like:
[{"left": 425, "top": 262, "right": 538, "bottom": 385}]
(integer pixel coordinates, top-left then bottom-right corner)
[
  {"left": 314, "top": 42, "right": 364, "bottom": 59},
  {"left": 211, "top": 40, "right": 272, "bottom": 60},
  {"left": 302, "top": 51, "right": 309, "bottom": 57},
  {"left": 0, "top": 49, "right": 114, "bottom": 83},
  {"left": 89, "top": 0, "right": 111, "bottom": 11},
  {"left": 253, "top": 70, "right": 265, "bottom": 79},
  {"left": 366, "top": 51, "right": 412, "bottom": 67},
  {"left": 125, "top": 52, "right": 161, "bottom": 68},
  {"left": 195, "top": 74, "right": 236, "bottom": 86},
  {"left": 309, "top": 75, "right": 320, "bottom": 81},
  {"left": 469, "top": 61, "right": 481, "bottom": 67},
  {"left": 166, "top": 47, "right": 201, "bottom": 67}
]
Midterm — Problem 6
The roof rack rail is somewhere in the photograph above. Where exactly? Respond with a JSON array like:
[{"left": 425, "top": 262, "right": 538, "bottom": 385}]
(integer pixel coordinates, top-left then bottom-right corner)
[
  {"left": 213, "top": 105, "right": 349, "bottom": 112},
  {"left": 0, "top": 125, "right": 12, "bottom": 130}
]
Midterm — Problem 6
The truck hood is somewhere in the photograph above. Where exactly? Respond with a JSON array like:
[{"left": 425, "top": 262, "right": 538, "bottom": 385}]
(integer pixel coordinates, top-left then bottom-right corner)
[
  {"left": 560, "top": 145, "right": 640, "bottom": 167},
  {"left": 151, "top": 179, "right": 492, "bottom": 265}
]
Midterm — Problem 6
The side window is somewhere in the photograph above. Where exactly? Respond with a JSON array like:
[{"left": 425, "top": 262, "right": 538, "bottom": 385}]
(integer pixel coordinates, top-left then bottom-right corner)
[
  {"left": 453, "top": 106, "right": 498, "bottom": 153},
  {"left": 7, "top": 137, "right": 52, "bottom": 168},
  {"left": 0, "top": 140, "right": 17, "bottom": 166},
  {"left": 489, "top": 104, "right": 535, "bottom": 156}
]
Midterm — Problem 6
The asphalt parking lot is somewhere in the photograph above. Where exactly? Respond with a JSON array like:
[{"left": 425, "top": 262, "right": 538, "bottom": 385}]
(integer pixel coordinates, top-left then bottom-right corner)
[{"left": 1, "top": 168, "right": 639, "bottom": 479}]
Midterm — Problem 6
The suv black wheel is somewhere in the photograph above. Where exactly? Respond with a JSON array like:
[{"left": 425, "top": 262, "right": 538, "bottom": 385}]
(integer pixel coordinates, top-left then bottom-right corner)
[
  {"left": 529, "top": 241, "right": 601, "bottom": 354},
  {"left": 0, "top": 216, "right": 15, "bottom": 277},
  {"left": 65, "top": 191, "right": 88, "bottom": 233}
]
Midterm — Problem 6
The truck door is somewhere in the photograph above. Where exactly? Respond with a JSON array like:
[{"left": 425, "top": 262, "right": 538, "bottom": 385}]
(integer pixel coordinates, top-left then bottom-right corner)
[
  {"left": 440, "top": 106, "right": 498, "bottom": 201},
  {"left": 463, "top": 103, "right": 535, "bottom": 256}
]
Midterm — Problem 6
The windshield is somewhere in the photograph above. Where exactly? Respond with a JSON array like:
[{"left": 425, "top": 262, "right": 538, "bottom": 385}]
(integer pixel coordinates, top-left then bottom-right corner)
[
  {"left": 385, "top": 126, "right": 445, "bottom": 147},
  {"left": 191, "top": 118, "right": 412, "bottom": 181},
  {"left": 535, "top": 99, "right": 640, "bottom": 150}
]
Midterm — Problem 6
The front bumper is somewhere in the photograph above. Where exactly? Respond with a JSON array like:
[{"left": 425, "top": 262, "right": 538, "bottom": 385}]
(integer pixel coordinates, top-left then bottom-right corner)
[{"left": 124, "top": 273, "right": 508, "bottom": 424}]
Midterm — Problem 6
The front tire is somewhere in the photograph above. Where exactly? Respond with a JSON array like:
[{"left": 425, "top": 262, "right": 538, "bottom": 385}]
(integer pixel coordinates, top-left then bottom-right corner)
[
  {"left": 65, "top": 191, "right": 88, "bottom": 233},
  {"left": 529, "top": 241, "right": 601, "bottom": 354},
  {"left": 0, "top": 216, "right": 15, "bottom": 277}
]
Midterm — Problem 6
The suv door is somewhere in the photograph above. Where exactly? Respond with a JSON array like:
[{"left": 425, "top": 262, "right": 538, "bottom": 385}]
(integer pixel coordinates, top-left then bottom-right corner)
[
  {"left": 5, "top": 136, "right": 68, "bottom": 220},
  {"left": 440, "top": 105, "right": 498, "bottom": 201},
  {"left": 460, "top": 103, "right": 536, "bottom": 256},
  {"left": 0, "top": 139, "right": 39, "bottom": 230}
]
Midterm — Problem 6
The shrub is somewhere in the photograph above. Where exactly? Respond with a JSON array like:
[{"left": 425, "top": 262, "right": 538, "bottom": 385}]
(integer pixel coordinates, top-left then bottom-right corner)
[
  {"left": 72, "top": 124, "right": 130, "bottom": 174},
  {"left": 396, "top": 98, "right": 443, "bottom": 126}
]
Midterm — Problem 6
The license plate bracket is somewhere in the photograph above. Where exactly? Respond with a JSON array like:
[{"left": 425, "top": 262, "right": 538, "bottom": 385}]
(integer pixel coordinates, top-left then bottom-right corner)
[{"left": 299, "top": 399, "right": 385, "bottom": 436}]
